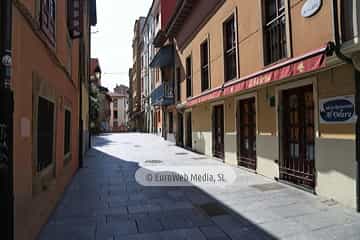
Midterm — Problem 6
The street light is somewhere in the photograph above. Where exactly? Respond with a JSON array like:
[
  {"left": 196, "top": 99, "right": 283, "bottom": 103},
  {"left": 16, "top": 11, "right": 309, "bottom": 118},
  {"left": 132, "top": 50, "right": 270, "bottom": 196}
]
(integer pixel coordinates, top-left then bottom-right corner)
[{"left": 94, "top": 68, "right": 101, "bottom": 86}]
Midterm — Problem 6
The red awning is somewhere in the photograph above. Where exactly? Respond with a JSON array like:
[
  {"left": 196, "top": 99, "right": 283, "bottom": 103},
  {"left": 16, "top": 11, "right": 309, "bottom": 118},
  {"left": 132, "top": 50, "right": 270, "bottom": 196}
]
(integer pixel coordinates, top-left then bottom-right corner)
[{"left": 186, "top": 47, "right": 327, "bottom": 107}]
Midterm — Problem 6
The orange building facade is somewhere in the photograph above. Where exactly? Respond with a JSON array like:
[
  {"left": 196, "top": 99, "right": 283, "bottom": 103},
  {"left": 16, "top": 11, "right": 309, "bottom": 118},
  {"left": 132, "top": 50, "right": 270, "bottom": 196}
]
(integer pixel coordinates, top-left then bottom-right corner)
[{"left": 5, "top": 1, "right": 96, "bottom": 239}]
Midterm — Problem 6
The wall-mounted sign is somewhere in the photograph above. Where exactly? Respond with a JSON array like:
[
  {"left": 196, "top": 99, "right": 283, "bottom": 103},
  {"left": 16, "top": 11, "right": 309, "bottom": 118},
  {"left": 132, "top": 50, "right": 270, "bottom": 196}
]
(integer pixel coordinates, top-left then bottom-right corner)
[
  {"left": 301, "top": 0, "right": 322, "bottom": 18},
  {"left": 320, "top": 95, "right": 356, "bottom": 124},
  {"left": 68, "top": 0, "right": 83, "bottom": 39}
]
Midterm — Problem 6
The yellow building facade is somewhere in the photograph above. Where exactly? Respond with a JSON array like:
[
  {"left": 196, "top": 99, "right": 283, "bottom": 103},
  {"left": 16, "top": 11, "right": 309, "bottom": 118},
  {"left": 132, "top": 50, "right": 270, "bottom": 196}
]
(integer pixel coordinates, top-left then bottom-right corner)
[{"left": 167, "top": 0, "right": 360, "bottom": 209}]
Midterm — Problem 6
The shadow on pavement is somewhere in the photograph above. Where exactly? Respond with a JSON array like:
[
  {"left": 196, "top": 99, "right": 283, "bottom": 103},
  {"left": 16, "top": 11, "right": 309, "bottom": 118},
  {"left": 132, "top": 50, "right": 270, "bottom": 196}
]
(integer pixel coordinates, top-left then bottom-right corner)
[{"left": 38, "top": 138, "right": 277, "bottom": 240}]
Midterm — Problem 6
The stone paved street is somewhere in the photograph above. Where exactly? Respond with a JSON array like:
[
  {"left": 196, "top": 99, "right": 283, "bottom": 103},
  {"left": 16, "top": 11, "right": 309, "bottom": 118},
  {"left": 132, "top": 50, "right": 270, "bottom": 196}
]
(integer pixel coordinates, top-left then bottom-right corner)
[{"left": 39, "top": 133, "right": 360, "bottom": 240}]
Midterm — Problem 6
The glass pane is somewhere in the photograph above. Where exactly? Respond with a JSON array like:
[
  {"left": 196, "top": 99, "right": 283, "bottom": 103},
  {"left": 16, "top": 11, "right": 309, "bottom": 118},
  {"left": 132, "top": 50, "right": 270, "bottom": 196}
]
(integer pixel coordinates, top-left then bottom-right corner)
[
  {"left": 265, "top": 0, "right": 277, "bottom": 22},
  {"left": 307, "top": 144, "right": 314, "bottom": 161},
  {"left": 278, "top": 0, "right": 285, "bottom": 10},
  {"left": 225, "top": 17, "right": 235, "bottom": 50},
  {"left": 201, "top": 41, "right": 208, "bottom": 65}
]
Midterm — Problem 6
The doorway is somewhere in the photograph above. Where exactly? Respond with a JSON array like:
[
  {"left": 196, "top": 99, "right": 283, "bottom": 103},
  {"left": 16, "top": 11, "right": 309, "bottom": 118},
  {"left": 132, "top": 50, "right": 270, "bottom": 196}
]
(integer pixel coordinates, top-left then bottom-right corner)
[
  {"left": 237, "top": 97, "right": 257, "bottom": 170},
  {"left": 280, "top": 85, "right": 315, "bottom": 189},
  {"left": 185, "top": 112, "right": 192, "bottom": 149},
  {"left": 177, "top": 113, "right": 184, "bottom": 147},
  {"left": 212, "top": 104, "right": 224, "bottom": 159}
]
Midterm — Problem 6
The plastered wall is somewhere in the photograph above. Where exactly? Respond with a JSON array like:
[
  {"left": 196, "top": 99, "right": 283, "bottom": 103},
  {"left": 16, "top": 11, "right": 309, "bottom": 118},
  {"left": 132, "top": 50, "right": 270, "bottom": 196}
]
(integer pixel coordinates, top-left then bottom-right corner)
[
  {"left": 176, "top": 0, "right": 335, "bottom": 104},
  {"left": 192, "top": 104, "right": 212, "bottom": 156},
  {"left": 316, "top": 64, "right": 356, "bottom": 208}
]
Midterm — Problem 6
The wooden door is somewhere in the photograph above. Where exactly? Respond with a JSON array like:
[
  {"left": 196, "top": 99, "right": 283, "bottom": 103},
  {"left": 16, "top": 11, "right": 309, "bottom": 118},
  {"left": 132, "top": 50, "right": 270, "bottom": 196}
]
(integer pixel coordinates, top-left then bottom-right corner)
[
  {"left": 213, "top": 105, "right": 224, "bottom": 159},
  {"left": 281, "top": 85, "right": 315, "bottom": 189},
  {"left": 186, "top": 112, "right": 192, "bottom": 148},
  {"left": 177, "top": 113, "right": 184, "bottom": 147},
  {"left": 237, "top": 98, "right": 257, "bottom": 170}
]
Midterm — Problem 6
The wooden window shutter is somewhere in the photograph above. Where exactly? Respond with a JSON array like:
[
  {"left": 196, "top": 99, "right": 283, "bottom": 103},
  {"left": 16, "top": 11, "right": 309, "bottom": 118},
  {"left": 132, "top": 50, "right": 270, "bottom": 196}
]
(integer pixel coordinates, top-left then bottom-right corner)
[{"left": 68, "top": 0, "right": 83, "bottom": 39}]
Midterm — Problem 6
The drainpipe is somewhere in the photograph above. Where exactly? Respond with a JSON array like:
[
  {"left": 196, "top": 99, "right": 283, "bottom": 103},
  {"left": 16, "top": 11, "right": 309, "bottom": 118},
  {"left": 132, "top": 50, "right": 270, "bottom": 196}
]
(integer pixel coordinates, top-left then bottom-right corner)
[
  {"left": 78, "top": 39, "right": 84, "bottom": 169},
  {"left": 0, "top": 0, "right": 14, "bottom": 239},
  {"left": 356, "top": 69, "right": 360, "bottom": 213},
  {"left": 330, "top": 0, "right": 359, "bottom": 212}
]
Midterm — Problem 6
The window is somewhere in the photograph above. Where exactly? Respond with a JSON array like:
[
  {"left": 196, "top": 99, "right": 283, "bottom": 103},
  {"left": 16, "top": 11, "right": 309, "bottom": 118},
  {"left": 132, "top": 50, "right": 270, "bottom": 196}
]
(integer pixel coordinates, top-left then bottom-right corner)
[
  {"left": 223, "top": 15, "right": 237, "bottom": 82},
  {"left": 186, "top": 56, "right": 192, "bottom": 98},
  {"left": 168, "top": 112, "right": 174, "bottom": 134},
  {"left": 113, "top": 100, "right": 118, "bottom": 108},
  {"left": 40, "top": 0, "right": 56, "bottom": 44},
  {"left": 201, "top": 40, "right": 210, "bottom": 91},
  {"left": 176, "top": 68, "right": 181, "bottom": 101},
  {"left": 64, "top": 109, "right": 71, "bottom": 156},
  {"left": 341, "top": 0, "right": 354, "bottom": 42},
  {"left": 114, "top": 110, "right": 118, "bottom": 119},
  {"left": 37, "top": 97, "right": 55, "bottom": 172},
  {"left": 264, "top": 0, "right": 287, "bottom": 65}
]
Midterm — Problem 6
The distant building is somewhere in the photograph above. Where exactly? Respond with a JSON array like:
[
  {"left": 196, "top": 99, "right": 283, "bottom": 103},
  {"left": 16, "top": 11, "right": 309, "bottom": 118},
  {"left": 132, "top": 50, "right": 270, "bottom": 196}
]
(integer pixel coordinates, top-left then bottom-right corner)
[
  {"left": 110, "top": 85, "right": 129, "bottom": 132},
  {"left": 129, "top": 17, "right": 146, "bottom": 132},
  {"left": 90, "top": 58, "right": 111, "bottom": 133},
  {"left": 137, "top": 0, "right": 177, "bottom": 134}
]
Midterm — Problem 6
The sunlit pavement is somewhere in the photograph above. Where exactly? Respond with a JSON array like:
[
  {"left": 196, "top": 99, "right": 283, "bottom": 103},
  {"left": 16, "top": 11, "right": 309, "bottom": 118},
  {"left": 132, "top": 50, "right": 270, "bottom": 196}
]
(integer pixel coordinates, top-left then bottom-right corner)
[{"left": 39, "top": 133, "right": 360, "bottom": 240}]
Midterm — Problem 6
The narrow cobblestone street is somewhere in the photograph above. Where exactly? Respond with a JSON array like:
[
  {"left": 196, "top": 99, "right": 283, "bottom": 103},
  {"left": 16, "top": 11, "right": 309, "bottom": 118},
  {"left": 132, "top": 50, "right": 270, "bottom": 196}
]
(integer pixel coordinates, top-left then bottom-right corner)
[{"left": 39, "top": 133, "right": 360, "bottom": 240}]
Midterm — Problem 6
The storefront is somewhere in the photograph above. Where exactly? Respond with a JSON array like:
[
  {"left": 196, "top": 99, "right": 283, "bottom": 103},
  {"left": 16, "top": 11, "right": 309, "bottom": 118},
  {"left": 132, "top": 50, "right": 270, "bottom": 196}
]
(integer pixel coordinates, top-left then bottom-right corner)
[{"left": 183, "top": 48, "right": 357, "bottom": 208}]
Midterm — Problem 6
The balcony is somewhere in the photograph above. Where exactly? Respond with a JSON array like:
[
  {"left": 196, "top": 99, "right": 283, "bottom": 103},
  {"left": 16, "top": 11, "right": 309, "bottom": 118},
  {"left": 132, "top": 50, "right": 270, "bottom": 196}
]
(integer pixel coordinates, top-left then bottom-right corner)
[
  {"left": 151, "top": 82, "right": 174, "bottom": 106},
  {"left": 150, "top": 45, "right": 174, "bottom": 69}
]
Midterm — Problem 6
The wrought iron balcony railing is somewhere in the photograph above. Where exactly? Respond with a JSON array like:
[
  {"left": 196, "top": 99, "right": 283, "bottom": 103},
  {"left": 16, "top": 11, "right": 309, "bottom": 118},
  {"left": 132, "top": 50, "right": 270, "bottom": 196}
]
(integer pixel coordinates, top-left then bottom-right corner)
[{"left": 150, "top": 82, "right": 175, "bottom": 106}]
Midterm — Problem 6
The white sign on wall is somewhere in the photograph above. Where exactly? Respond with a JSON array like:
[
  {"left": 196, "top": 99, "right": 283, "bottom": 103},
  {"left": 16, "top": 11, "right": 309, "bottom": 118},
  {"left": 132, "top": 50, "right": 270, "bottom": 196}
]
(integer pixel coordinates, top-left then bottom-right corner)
[
  {"left": 319, "top": 95, "right": 357, "bottom": 124},
  {"left": 301, "top": 0, "right": 322, "bottom": 18}
]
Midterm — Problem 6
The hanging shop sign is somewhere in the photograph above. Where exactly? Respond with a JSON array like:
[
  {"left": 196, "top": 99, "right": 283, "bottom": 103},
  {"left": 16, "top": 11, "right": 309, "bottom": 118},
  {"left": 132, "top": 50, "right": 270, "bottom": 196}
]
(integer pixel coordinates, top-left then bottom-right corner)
[
  {"left": 68, "top": 0, "right": 83, "bottom": 38},
  {"left": 319, "top": 95, "right": 356, "bottom": 124},
  {"left": 301, "top": 0, "right": 322, "bottom": 18}
]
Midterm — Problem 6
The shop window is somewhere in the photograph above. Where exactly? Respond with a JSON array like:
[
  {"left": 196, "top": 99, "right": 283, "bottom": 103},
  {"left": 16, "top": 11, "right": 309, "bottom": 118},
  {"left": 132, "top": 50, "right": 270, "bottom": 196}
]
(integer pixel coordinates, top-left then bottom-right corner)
[
  {"left": 37, "top": 97, "right": 55, "bottom": 172},
  {"left": 168, "top": 112, "right": 174, "bottom": 134},
  {"left": 64, "top": 109, "right": 71, "bottom": 156},
  {"left": 40, "top": 0, "right": 56, "bottom": 44},
  {"left": 223, "top": 15, "right": 237, "bottom": 82},
  {"left": 264, "top": 0, "right": 287, "bottom": 65},
  {"left": 186, "top": 56, "right": 192, "bottom": 98},
  {"left": 201, "top": 39, "right": 210, "bottom": 91}
]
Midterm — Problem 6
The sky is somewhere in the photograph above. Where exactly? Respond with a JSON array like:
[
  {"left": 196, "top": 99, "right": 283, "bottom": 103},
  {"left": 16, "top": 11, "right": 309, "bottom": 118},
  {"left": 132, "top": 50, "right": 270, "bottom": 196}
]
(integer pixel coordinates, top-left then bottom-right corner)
[{"left": 91, "top": 0, "right": 153, "bottom": 91}]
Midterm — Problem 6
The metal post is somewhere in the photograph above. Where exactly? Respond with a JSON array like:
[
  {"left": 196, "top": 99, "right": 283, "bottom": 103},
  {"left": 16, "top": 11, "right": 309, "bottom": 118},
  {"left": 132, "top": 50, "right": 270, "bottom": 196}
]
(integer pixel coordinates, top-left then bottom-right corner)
[{"left": 0, "top": 0, "right": 14, "bottom": 239}]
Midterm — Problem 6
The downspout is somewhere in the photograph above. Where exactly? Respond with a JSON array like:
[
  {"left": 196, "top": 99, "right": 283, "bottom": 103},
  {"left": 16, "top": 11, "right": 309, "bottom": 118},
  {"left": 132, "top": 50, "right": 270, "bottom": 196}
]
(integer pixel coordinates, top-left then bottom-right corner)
[
  {"left": 329, "top": 0, "right": 359, "bottom": 212},
  {"left": 356, "top": 69, "right": 360, "bottom": 212},
  {"left": 0, "top": 0, "right": 14, "bottom": 239},
  {"left": 78, "top": 38, "right": 84, "bottom": 169},
  {"left": 88, "top": 29, "right": 92, "bottom": 149}
]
